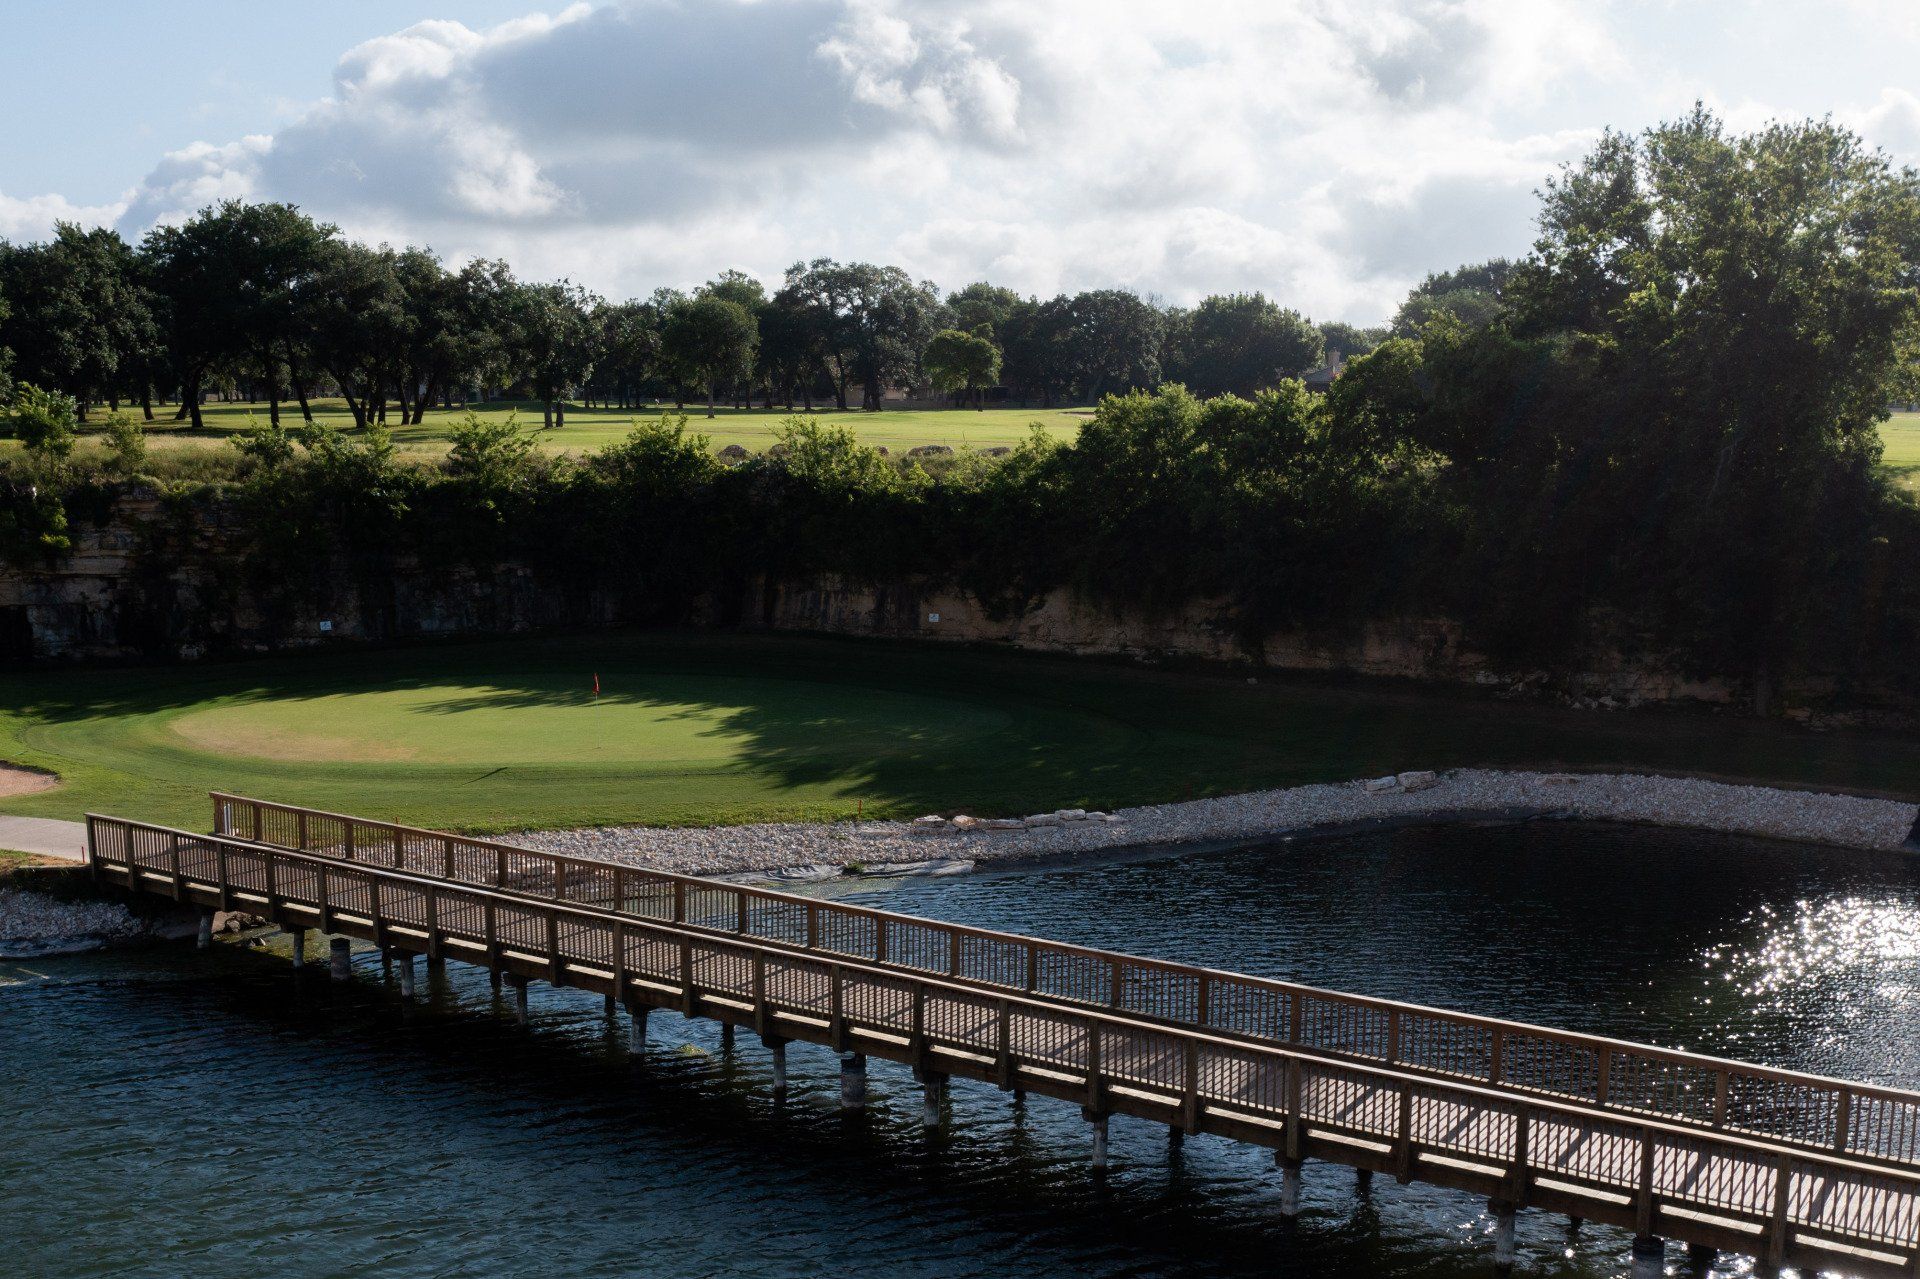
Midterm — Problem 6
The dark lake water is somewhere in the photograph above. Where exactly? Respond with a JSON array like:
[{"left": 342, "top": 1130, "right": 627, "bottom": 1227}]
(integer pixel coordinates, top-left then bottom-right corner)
[{"left": 7, "top": 821, "right": 1920, "bottom": 1278}]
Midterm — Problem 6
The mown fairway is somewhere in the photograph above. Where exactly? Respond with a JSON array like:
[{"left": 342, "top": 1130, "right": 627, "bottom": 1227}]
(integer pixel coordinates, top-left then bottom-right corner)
[
  {"left": 3, "top": 631, "right": 1918, "bottom": 835},
  {"left": 7, "top": 399, "right": 1087, "bottom": 462},
  {"left": 1880, "top": 410, "right": 1920, "bottom": 493},
  {"left": 14, "top": 403, "right": 1920, "bottom": 485}
]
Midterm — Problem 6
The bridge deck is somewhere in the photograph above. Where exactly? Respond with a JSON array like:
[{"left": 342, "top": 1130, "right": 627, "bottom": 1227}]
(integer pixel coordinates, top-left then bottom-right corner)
[
  {"left": 210, "top": 792, "right": 1920, "bottom": 1173},
  {"left": 88, "top": 808, "right": 1920, "bottom": 1277}
]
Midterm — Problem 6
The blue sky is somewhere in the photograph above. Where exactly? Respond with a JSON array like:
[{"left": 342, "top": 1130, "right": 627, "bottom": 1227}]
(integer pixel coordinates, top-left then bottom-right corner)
[{"left": 5, "top": 1, "right": 1920, "bottom": 324}]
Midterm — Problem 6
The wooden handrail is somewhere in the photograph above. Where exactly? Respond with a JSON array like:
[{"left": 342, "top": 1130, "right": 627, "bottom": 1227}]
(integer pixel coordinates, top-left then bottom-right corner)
[{"left": 208, "top": 791, "right": 1920, "bottom": 1168}]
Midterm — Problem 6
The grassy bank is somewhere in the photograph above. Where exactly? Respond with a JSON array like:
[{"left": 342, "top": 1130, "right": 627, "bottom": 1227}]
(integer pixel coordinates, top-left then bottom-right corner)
[{"left": 1, "top": 631, "right": 1917, "bottom": 835}]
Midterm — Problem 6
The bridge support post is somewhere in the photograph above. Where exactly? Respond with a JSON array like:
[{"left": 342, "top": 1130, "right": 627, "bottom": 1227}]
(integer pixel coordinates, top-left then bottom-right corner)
[
  {"left": 426, "top": 955, "right": 444, "bottom": 974},
  {"left": 397, "top": 952, "right": 416, "bottom": 1000},
  {"left": 1684, "top": 1241, "right": 1717, "bottom": 1275},
  {"left": 762, "top": 1036, "right": 789, "bottom": 1093},
  {"left": 1630, "top": 1235, "right": 1665, "bottom": 1279},
  {"left": 1355, "top": 1168, "right": 1373, "bottom": 1194},
  {"left": 604, "top": 993, "right": 617, "bottom": 1020},
  {"left": 508, "top": 974, "right": 530, "bottom": 1024},
  {"left": 1489, "top": 1199, "right": 1517, "bottom": 1272},
  {"left": 289, "top": 928, "right": 306, "bottom": 970},
  {"left": 1088, "top": 1112, "right": 1110, "bottom": 1170},
  {"left": 721, "top": 1023, "right": 735, "bottom": 1052},
  {"left": 1277, "top": 1155, "right": 1304, "bottom": 1219},
  {"left": 1168, "top": 1127, "right": 1184, "bottom": 1151},
  {"left": 840, "top": 1053, "right": 867, "bottom": 1111},
  {"left": 921, "top": 1073, "right": 947, "bottom": 1130},
  {"left": 329, "top": 937, "right": 351, "bottom": 981},
  {"left": 380, "top": 949, "right": 392, "bottom": 980},
  {"left": 197, "top": 909, "right": 215, "bottom": 950},
  {"left": 488, "top": 968, "right": 502, "bottom": 993},
  {"left": 628, "top": 1004, "right": 650, "bottom": 1051}
]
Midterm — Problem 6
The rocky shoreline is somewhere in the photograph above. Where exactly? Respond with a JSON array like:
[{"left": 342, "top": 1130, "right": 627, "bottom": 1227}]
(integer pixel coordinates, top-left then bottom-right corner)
[
  {"left": 6, "top": 771, "right": 1914, "bottom": 955},
  {"left": 0, "top": 887, "right": 152, "bottom": 958},
  {"left": 513, "top": 769, "right": 1920, "bottom": 881}
]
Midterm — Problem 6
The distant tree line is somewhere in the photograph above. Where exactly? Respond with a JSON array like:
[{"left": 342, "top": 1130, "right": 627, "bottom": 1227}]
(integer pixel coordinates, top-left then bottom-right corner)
[
  {"left": 5, "top": 109, "right": 1919, "bottom": 708},
  {"left": 0, "top": 205, "right": 1407, "bottom": 428}
]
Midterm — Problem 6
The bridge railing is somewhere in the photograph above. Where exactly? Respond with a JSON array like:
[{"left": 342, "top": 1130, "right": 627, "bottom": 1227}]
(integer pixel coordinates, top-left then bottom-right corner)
[
  {"left": 93, "top": 810, "right": 1920, "bottom": 1272},
  {"left": 209, "top": 791, "right": 1920, "bottom": 1171}
]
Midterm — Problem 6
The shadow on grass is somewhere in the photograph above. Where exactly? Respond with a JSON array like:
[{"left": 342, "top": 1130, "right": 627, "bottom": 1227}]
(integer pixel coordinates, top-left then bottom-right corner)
[{"left": 6, "top": 630, "right": 1920, "bottom": 819}]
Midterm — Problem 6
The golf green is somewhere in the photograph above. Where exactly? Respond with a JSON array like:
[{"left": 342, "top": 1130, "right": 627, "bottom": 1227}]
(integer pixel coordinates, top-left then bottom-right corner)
[
  {"left": 165, "top": 674, "right": 1013, "bottom": 765},
  {"left": 3, "top": 631, "right": 1918, "bottom": 835}
]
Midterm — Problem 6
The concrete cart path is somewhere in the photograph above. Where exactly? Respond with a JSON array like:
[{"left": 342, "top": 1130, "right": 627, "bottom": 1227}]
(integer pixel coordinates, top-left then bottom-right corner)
[{"left": 0, "top": 815, "right": 87, "bottom": 861}]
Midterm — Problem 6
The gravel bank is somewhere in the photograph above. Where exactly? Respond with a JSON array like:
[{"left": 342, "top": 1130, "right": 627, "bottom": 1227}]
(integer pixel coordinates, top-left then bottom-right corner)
[{"left": 513, "top": 769, "right": 1920, "bottom": 880}]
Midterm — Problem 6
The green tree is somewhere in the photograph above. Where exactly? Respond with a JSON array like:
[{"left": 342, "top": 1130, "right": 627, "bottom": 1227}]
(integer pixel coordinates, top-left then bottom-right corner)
[
  {"left": 779, "top": 260, "right": 942, "bottom": 410},
  {"left": 1516, "top": 109, "right": 1920, "bottom": 692},
  {"left": 757, "top": 285, "right": 828, "bottom": 411},
  {"left": 1390, "top": 259, "right": 1512, "bottom": 337},
  {"left": 1067, "top": 289, "right": 1164, "bottom": 398},
  {"left": 922, "top": 327, "right": 1001, "bottom": 409},
  {"left": 587, "top": 299, "right": 661, "bottom": 409},
  {"left": 999, "top": 296, "right": 1078, "bottom": 406},
  {"left": 0, "top": 224, "right": 150, "bottom": 419},
  {"left": 1317, "top": 320, "right": 1387, "bottom": 361},
  {"left": 946, "top": 282, "right": 1022, "bottom": 336},
  {"left": 1165, "top": 293, "right": 1323, "bottom": 397},
  {"left": 661, "top": 295, "right": 759, "bottom": 418},
  {"left": 304, "top": 241, "right": 413, "bottom": 429},
  {"left": 511, "top": 280, "right": 600, "bottom": 429},
  {"left": 0, "top": 272, "right": 11, "bottom": 395}
]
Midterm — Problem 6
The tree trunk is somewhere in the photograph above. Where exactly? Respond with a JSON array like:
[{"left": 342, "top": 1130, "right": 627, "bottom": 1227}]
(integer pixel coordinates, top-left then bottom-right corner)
[
  {"left": 707, "top": 381, "right": 718, "bottom": 419},
  {"left": 282, "top": 345, "right": 313, "bottom": 422},
  {"left": 185, "top": 374, "right": 204, "bottom": 431},
  {"left": 543, "top": 399, "right": 554, "bottom": 430},
  {"left": 140, "top": 387, "right": 154, "bottom": 422},
  {"left": 556, "top": 399, "right": 566, "bottom": 428},
  {"left": 341, "top": 386, "right": 367, "bottom": 430}
]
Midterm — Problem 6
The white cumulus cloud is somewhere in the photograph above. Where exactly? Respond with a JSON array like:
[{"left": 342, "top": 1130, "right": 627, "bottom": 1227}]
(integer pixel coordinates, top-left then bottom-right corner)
[{"left": 2, "top": 0, "right": 1918, "bottom": 323}]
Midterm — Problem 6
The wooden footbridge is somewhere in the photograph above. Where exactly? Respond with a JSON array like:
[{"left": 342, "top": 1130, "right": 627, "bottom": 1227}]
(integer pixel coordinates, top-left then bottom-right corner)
[{"left": 81, "top": 793, "right": 1920, "bottom": 1278}]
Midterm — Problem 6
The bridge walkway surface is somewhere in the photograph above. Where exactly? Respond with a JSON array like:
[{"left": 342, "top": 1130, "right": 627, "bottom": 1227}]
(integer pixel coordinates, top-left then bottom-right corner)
[{"left": 74, "top": 797, "right": 1920, "bottom": 1278}]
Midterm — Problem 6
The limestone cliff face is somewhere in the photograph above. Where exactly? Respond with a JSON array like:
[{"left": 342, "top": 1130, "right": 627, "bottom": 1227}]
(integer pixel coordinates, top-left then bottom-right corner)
[
  {"left": 0, "top": 490, "right": 1890, "bottom": 725},
  {"left": 740, "top": 577, "right": 1747, "bottom": 711}
]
